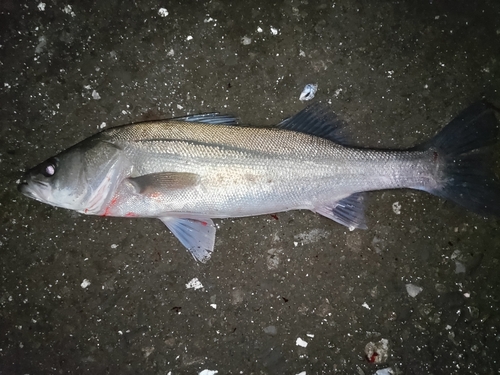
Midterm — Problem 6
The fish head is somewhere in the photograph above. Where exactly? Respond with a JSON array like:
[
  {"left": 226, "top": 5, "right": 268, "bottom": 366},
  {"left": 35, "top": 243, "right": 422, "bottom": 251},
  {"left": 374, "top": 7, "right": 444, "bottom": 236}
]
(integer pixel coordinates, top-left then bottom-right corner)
[
  {"left": 18, "top": 146, "right": 90, "bottom": 210},
  {"left": 18, "top": 137, "right": 126, "bottom": 213}
]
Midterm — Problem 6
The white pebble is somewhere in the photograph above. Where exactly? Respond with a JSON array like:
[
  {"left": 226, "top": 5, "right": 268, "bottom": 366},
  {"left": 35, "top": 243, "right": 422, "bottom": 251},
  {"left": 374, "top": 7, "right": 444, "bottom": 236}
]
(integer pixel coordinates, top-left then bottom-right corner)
[
  {"left": 199, "top": 370, "right": 218, "bottom": 375},
  {"left": 405, "top": 283, "right": 422, "bottom": 298},
  {"left": 296, "top": 337, "right": 308, "bottom": 347},
  {"left": 186, "top": 277, "right": 204, "bottom": 290},
  {"left": 81, "top": 279, "right": 91, "bottom": 289},
  {"left": 375, "top": 368, "right": 394, "bottom": 375},
  {"left": 392, "top": 201, "right": 401, "bottom": 215},
  {"left": 158, "top": 8, "right": 169, "bottom": 17},
  {"left": 241, "top": 36, "right": 252, "bottom": 45}
]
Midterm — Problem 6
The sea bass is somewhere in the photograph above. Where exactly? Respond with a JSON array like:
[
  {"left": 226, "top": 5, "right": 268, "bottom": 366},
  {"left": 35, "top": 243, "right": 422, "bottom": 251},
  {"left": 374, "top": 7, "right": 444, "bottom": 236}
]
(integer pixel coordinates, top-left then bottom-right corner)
[{"left": 18, "top": 102, "right": 500, "bottom": 262}]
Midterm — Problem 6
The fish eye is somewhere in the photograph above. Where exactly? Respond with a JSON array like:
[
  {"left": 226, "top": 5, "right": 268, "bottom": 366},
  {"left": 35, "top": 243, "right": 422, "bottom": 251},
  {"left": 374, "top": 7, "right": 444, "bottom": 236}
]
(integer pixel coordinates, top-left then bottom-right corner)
[{"left": 42, "top": 158, "right": 58, "bottom": 177}]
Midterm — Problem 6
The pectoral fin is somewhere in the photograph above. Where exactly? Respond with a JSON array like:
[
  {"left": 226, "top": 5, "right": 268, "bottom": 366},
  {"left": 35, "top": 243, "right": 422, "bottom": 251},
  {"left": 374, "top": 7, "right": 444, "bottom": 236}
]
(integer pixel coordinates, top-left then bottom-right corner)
[
  {"left": 160, "top": 216, "right": 216, "bottom": 263},
  {"left": 315, "top": 193, "right": 367, "bottom": 230},
  {"left": 128, "top": 172, "right": 200, "bottom": 195}
]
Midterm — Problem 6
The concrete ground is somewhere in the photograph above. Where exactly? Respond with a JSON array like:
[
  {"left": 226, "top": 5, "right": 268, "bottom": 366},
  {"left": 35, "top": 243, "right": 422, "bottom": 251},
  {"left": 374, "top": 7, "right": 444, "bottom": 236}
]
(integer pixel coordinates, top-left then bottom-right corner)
[{"left": 2, "top": 1, "right": 500, "bottom": 374}]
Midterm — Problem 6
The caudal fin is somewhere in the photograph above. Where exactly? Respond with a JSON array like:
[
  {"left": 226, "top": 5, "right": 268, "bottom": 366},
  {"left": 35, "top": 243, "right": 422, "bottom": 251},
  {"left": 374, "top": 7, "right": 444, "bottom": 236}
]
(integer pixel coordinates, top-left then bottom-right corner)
[{"left": 425, "top": 101, "right": 500, "bottom": 216}]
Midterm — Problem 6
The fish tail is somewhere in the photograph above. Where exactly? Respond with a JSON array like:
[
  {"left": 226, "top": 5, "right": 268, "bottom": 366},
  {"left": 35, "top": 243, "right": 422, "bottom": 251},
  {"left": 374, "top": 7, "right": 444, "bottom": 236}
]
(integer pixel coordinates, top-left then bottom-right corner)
[{"left": 423, "top": 101, "right": 500, "bottom": 216}]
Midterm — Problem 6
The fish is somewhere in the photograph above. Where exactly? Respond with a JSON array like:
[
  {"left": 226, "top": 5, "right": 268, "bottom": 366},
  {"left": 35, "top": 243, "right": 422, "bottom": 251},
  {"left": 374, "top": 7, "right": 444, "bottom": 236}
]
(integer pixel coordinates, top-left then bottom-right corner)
[{"left": 18, "top": 101, "right": 500, "bottom": 263}]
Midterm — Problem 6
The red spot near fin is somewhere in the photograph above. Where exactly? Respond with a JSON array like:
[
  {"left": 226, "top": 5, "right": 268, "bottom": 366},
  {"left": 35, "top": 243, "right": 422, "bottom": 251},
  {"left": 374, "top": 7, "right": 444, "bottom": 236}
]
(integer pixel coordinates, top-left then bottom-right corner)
[
  {"left": 367, "top": 353, "right": 378, "bottom": 363},
  {"left": 101, "top": 196, "right": 119, "bottom": 217},
  {"left": 125, "top": 212, "right": 137, "bottom": 217},
  {"left": 270, "top": 214, "right": 279, "bottom": 220},
  {"left": 200, "top": 221, "right": 208, "bottom": 226}
]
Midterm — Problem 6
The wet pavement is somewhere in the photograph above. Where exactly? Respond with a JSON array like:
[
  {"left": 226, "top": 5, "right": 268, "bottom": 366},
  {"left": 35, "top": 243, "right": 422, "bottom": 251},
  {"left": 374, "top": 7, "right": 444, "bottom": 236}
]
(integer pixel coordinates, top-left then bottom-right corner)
[{"left": 2, "top": 1, "right": 500, "bottom": 374}]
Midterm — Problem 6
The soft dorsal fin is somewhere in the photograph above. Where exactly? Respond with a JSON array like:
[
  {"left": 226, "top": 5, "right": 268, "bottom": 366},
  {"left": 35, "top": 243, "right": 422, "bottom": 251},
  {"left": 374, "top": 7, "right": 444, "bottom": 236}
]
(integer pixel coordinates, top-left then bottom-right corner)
[
  {"left": 175, "top": 113, "right": 238, "bottom": 125},
  {"left": 278, "top": 103, "right": 351, "bottom": 145}
]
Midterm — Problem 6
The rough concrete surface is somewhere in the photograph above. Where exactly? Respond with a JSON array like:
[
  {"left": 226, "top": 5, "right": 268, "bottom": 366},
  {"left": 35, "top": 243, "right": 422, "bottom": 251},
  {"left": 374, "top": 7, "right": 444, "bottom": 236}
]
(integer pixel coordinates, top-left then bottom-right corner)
[{"left": 1, "top": 1, "right": 500, "bottom": 374}]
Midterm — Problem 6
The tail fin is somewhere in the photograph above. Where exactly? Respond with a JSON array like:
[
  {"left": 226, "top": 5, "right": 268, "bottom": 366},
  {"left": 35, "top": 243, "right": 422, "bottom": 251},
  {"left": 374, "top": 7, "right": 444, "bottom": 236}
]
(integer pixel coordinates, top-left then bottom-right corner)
[{"left": 424, "top": 101, "right": 500, "bottom": 217}]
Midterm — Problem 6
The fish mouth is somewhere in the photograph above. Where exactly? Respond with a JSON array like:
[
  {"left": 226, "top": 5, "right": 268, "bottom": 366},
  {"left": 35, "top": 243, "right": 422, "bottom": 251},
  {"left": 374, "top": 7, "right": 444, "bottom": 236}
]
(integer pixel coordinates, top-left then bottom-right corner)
[
  {"left": 17, "top": 176, "right": 47, "bottom": 200},
  {"left": 17, "top": 179, "right": 35, "bottom": 198}
]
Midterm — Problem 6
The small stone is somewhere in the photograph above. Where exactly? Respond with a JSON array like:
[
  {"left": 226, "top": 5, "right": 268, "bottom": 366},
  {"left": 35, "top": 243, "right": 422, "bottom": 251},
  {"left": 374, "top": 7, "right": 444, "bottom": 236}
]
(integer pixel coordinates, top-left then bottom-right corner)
[
  {"left": 406, "top": 283, "right": 423, "bottom": 298},
  {"left": 263, "top": 325, "right": 277, "bottom": 336}
]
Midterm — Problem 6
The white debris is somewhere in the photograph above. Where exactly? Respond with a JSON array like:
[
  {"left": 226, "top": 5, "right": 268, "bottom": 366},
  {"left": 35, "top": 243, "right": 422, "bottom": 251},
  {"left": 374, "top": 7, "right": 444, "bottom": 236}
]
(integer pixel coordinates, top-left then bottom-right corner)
[
  {"left": 92, "top": 90, "right": 101, "bottom": 100},
  {"left": 99, "top": 122, "right": 107, "bottom": 129},
  {"left": 299, "top": 50, "right": 306, "bottom": 57},
  {"left": 406, "top": 283, "right": 423, "bottom": 298},
  {"left": 199, "top": 370, "right": 218, "bottom": 375},
  {"left": 158, "top": 8, "right": 169, "bottom": 17},
  {"left": 365, "top": 338, "right": 389, "bottom": 363},
  {"left": 392, "top": 201, "right": 401, "bottom": 215},
  {"left": 257, "top": 26, "right": 263, "bottom": 33},
  {"left": 299, "top": 84, "right": 318, "bottom": 101},
  {"left": 63, "top": 5, "right": 75, "bottom": 17},
  {"left": 306, "top": 333, "right": 314, "bottom": 338},
  {"left": 81, "top": 279, "right": 91, "bottom": 289},
  {"left": 210, "top": 304, "right": 217, "bottom": 309},
  {"left": 186, "top": 277, "right": 204, "bottom": 290},
  {"left": 37, "top": 2, "right": 46, "bottom": 11},
  {"left": 270, "top": 26, "right": 279, "bottom": 35},
  {"left": 186, "top": 35, "right": 193, "bottom": 41},
  {"left": 375, "top": 368, "right": 394, "bottom": 375},
  {"left": 334, "top": 88, "right": 343, "bottom": 98},
  {"left": 296, "top": 372, "right": 307, "bottom": 375},
  {"left": 296, "top": 337, "right": 308, "bottom": 347},
  {"left": 294, "top": 228, "right": 329, "bottom": 245},
  {"left": 241, "top": 36, "right": 252, "bottom": 45},
  {"left": 35, "top": 36, "right": 47, "bottom": 54},
  {"left": 110, "top": 243, "right": 118, "bottom": 249},
  {"left": 362, "top": 302, "right": 371, "bottom": 310},
  {"left": 167, "top": 48, "right": 175, "bottom": 57}
]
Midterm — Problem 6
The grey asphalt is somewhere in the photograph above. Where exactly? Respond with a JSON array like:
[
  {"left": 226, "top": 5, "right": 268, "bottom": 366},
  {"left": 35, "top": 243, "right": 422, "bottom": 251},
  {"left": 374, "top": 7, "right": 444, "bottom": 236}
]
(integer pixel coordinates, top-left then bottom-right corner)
[{"left": 1, "top": 1, "right": 500, "bottom": 374}]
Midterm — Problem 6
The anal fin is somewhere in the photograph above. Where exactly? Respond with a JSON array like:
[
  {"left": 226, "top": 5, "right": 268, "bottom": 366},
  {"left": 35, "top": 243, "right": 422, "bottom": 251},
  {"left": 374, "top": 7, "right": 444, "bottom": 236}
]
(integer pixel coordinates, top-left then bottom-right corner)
[
  {"left": 160, "top": 216, "right": 216, "bottom": 263},
  {"left": 315, "top": 193, "right": 367, "bottom": 230}
]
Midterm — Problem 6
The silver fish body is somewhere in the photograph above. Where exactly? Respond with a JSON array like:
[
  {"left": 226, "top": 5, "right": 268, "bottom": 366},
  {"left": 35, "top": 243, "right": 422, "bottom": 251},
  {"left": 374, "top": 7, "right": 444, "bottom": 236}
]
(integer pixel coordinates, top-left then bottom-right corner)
[{"left": 18, "top": 103, "right": 500, "bottom": 262}]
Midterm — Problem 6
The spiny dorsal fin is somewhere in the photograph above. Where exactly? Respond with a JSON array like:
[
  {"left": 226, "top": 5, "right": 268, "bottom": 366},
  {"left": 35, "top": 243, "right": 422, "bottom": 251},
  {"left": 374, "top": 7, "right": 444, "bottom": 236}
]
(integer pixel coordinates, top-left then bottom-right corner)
[{"left": 175, "top": 113, "right": 238, "bottom": 125}]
